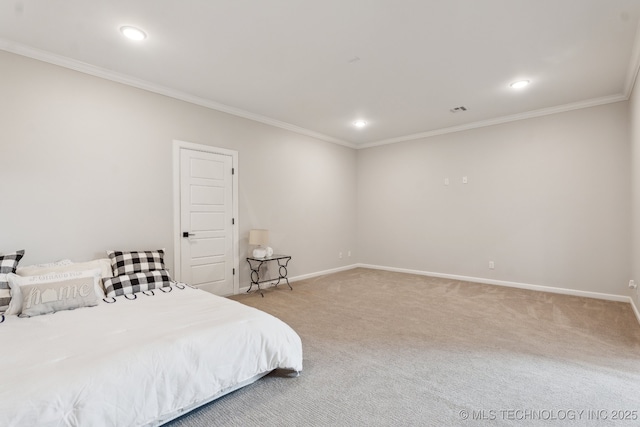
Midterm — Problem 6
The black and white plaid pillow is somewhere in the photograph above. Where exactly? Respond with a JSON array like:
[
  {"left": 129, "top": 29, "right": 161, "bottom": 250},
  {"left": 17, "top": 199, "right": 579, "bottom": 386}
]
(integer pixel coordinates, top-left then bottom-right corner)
[
  {"left": 0, "top": 250, "right": 25, "bottom": 313},
  {"left": 102, "top": 270, "right": 172, "bottom": 298},
  {"left": 107, "top": 249, "right": 165, "bottom": 277}
]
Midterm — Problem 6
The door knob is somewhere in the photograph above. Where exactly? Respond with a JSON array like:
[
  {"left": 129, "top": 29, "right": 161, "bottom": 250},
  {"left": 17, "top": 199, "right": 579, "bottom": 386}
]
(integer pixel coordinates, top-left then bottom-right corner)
[{"left": 182, "top": 232, "right": 195, "bottom": 238}]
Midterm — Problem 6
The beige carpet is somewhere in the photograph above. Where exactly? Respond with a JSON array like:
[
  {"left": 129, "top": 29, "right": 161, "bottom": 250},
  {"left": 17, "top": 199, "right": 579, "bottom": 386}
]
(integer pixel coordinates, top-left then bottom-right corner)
[{"left": 167, "top": 268, "right": 640, "bottom": 426}]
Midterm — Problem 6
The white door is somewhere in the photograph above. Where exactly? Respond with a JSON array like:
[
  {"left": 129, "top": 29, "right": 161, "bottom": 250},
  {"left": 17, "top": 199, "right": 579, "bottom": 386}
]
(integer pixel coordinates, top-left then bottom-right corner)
[{"left": 179, "top": 148, "right": 235, "bottom": 295}]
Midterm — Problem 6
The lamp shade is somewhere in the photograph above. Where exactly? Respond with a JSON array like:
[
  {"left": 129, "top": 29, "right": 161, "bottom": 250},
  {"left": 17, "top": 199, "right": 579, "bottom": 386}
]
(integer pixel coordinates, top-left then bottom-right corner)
[{"left": 249, "top": 229, "right": 269, "bottom": 246}]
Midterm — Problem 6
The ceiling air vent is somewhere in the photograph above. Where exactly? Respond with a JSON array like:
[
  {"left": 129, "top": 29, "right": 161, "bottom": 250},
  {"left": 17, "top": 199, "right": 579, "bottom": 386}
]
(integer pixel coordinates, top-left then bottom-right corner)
[{"left": 450, "top": 106, "right": 468, "bottom": 113}]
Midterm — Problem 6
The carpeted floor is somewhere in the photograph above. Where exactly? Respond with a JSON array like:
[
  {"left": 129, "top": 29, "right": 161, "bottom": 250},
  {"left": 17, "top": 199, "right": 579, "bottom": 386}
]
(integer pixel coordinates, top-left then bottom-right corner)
[{"left": 166, "top": 268, "right": 640, "bottom": 426}]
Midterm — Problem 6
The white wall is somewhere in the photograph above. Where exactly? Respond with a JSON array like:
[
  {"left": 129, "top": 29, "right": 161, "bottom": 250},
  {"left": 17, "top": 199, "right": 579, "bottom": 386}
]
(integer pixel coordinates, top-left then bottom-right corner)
[
  {"left": 2, "top": 48, "right": 634, "bottom": 299},
  {"left": 629, "top": 73, "right": 640, "bottom": 323},
  {"left": 357, "top": 102, "right": 631, "bottom": 296},
  {"left": 0, "top": 51, "right": 358, "bottom": 285}
]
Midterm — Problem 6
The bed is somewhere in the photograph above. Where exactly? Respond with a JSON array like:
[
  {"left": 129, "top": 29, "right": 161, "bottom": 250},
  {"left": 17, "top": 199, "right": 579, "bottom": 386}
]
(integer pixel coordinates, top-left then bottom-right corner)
[{"left": 0, "top": 256, "right": 303, "bottom": 427}]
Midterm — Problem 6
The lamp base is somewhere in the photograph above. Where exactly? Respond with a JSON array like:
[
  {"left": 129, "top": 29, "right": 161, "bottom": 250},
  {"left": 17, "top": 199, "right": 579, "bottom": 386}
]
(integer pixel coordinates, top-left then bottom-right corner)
[{"left": 252, "top": 247, "right": 267, "bottom": 258}]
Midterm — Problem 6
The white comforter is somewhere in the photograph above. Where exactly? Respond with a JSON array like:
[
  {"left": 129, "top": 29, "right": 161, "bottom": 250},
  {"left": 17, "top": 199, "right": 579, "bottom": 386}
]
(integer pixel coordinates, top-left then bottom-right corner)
[{"left": 0, "top": 285, "right": 303, "bottom": 427}]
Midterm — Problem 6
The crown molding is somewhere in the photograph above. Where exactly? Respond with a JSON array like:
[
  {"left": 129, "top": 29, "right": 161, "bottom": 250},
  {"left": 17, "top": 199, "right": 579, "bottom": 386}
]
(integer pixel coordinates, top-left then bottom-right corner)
[
  {"left": 358, "top": 94, "right": 628, "bottom": 149},
  {"left": 1, "top": 38, "right": 634, "bottom": 152},
  {"left": 0, "top": 39, "right": 356, "bottom": 149}
]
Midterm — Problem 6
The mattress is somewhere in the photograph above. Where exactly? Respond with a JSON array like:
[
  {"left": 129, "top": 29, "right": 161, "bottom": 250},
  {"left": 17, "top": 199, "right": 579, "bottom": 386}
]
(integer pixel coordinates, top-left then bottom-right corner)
[{"left": 0, "top": 285, "right": 303, "bottom": 427}]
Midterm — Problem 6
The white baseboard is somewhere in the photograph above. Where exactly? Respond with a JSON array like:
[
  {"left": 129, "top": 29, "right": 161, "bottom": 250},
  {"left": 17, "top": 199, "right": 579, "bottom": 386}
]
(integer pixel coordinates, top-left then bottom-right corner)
[
  {"left": 356, "top": 263, "right": 630, "bottom": 302},
  {"left": 238, "top": 264, "right": 358, "bottom": 294},
  {"left": 235, "top": 262, "right": 640, "bottom": 327},
  {"left": 359, "top": 263, "right": 640, "bottom": 327},
  {"left": 631, "top": 297, "right": 640, "bottom": 326}
]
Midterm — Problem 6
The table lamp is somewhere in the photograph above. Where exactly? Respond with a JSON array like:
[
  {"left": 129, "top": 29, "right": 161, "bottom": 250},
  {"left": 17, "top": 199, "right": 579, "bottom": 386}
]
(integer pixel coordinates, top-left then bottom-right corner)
[{"left": 249, "top": 229, "right": 270, "bottom": 258}]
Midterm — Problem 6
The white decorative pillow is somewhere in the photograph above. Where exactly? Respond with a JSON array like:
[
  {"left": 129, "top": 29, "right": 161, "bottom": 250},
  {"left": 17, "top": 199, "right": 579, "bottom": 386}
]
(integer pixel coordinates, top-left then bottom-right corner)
[
  {"left": 16, "top": 259, "right": 113, "bottom": 292},
  {"left": 107, "top": 249, "right": 166, "bottom": 276},
  {"left": 20, "top": 259, "right": 73, "bottom": 269},
  {"left": 0, "top": 250, "right": 25, "bottom": 313},
  {"left": 7, "top": 270, "right": 102, "bottom": 317}
]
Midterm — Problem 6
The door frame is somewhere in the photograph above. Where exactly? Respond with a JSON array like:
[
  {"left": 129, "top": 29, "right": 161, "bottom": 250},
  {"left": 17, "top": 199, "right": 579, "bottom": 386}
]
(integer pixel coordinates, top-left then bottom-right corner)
[{"left": 172, "top": 139, "right": 239, "bottom": 294}]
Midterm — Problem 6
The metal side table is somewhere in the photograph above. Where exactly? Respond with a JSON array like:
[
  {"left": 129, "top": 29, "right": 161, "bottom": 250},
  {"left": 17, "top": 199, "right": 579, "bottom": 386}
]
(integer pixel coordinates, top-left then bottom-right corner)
[{"left": 246, "top": 254, "right": 292, "bottom": 297}]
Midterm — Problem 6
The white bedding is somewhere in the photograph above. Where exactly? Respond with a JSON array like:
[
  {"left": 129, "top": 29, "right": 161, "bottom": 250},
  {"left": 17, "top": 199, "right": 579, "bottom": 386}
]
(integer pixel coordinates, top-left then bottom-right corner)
[{"left": 0, "top": 285, "right": 303, "bottom": 427}]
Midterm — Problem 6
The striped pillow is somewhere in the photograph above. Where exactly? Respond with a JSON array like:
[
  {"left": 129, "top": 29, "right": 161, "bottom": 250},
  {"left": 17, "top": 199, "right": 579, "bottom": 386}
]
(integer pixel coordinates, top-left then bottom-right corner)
[{"left": 0, "top": 250, "right": 25, "bottom": 313}]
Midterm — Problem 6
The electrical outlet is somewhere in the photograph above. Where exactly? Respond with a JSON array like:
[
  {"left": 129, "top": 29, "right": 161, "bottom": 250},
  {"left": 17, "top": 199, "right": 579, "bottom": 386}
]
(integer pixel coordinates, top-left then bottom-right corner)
[
  {"left": 444, "top": 178, "right": 449, "bottom": 185},
  {"left": 462, "top": 176, "right": 468, "bottom": 184},
  {"left": 339, "top": 252, "right": 343, "bottom": 259},
  {"left": 489, "top": 261, "right": 495, "bottom": 270},
  {"left": 347, "top": 251, "right": 351, "bottom": 257},
  {"left": 630, "top": 280, "right": 637, "bottom": 289}
]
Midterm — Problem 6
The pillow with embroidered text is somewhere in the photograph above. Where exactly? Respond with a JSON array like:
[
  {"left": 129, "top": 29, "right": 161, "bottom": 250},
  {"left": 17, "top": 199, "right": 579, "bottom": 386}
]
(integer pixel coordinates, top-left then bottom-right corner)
[
  {"left": 7, "top": 269, "right": 102, "bottom": 317},
  {"left": 102, "top": 270, "right": 172, "bottom": 298},
  {"left": 0, "top": 250, "right": 25, "bottom": 313},
  {"left": 107, "top": 249, "right": 165, "bottom": 277}
]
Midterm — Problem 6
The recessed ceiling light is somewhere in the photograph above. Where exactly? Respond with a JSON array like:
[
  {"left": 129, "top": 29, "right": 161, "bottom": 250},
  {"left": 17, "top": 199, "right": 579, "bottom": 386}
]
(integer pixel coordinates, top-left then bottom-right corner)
[
  {"left": 120, "top": 26, "right": 147, "bottom": 41},
  {"left": 510, "top": 80, "right": 530, "bottom": 89},
  {"left": 353, "top": 120, "right": 367, "bottom": 128}
]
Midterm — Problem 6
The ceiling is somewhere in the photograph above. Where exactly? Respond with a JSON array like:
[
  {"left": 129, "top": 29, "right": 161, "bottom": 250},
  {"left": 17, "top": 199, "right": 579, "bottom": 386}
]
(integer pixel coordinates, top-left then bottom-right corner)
[{"left": 1, "top": 0, "right": 640, "bottom": 148}]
